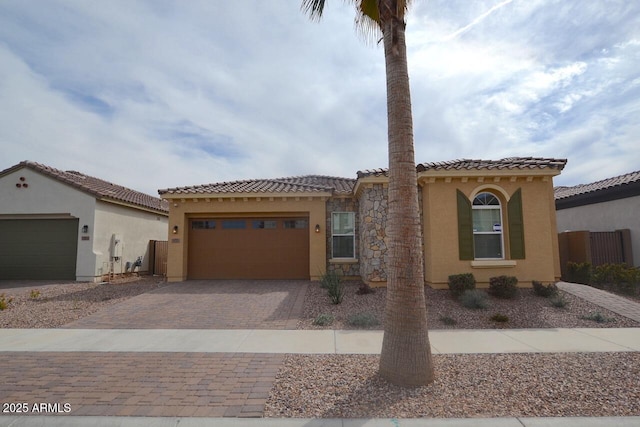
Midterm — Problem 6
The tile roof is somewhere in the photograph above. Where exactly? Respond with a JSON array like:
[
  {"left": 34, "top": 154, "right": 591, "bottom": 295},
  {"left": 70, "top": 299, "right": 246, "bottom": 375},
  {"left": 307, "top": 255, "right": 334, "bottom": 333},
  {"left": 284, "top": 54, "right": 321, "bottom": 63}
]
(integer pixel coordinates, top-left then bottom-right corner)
[
  {"left": 158, "top": 175, "right": 356, "bottom": 196},
  {"left": 554, "top": 170, "right": 640, "bottom": 200},
  {"left": 358, "top": 157, "right": 567, "bottom": 177},
  {"left": 1, "top": 161, "right": 168, "bottom": 214}
]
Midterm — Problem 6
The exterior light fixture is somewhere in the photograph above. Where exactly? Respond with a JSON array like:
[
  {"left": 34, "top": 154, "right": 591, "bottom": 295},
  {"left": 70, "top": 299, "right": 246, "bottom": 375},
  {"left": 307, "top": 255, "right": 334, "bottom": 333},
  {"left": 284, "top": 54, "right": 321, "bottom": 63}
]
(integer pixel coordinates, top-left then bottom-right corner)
[
  {"left": 82, "top": 225, "right": 89, "bottom": 234},
  {"left": 172, "top": 225, "right": 179, "bottom": 234},
  {"left": 315, "top": 224, "right": 321, "bottom": 233}
]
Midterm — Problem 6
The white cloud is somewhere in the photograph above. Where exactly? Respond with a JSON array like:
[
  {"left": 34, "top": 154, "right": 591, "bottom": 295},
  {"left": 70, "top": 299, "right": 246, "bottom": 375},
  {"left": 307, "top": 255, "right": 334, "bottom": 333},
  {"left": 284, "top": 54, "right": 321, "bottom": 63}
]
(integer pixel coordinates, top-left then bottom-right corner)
[{"left": 0, "top": 0, "right": 638, "bottom": 194}]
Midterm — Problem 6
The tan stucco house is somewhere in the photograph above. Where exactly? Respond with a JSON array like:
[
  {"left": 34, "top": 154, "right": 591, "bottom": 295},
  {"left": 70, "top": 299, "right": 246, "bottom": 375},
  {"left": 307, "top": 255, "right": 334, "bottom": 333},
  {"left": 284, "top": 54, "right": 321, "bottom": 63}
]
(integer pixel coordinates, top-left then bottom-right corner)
[
  {"left": 0, "top": 161, "right": 169, "bottom": 281},
  {"left": 159, "top": 157, "right": 566, "bottom": 288}
]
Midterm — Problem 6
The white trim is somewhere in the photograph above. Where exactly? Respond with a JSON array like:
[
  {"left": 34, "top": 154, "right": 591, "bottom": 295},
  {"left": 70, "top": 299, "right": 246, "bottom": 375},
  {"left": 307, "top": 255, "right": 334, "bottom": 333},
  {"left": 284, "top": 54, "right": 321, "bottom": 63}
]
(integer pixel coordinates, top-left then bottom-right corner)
[
  {"left": 331, "top": 212, "right": 356, "bottom": 259},
  {"left": 329, "top": 258, "right": 358, "bottom": 264},
  {"left": 472, "top": 192, "right": 504, "bottom": 259},
  {"left": 471, "top": 260, "right": 517, "bottom": 268}
]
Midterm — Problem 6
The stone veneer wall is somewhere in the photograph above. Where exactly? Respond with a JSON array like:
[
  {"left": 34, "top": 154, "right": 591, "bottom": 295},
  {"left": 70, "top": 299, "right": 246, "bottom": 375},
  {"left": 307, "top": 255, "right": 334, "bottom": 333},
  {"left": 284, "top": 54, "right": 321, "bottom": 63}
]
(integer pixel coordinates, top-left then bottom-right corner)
[
  {"left": 357, "top": 183, "right": 389, "bottom": 284},
  {"left": 325, "top": 197, "right": 360, "bottom": 277}
]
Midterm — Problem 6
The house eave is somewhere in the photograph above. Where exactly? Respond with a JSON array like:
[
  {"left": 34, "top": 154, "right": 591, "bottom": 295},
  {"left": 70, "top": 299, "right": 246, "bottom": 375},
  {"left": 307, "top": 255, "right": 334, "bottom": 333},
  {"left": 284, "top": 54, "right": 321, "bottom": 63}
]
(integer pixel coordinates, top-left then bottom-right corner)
[
  {"left": 98, "top": 198, "right": 169, "bottom": 216},
  {"left": 417, "top": 168, "right": 561, "bottom": 185},
  {"left": 160, "top": 191, "right": 333, "bottom": 201},
  {"left": 555, "top": 181, "right": 640, "bottom": 210},
  {"left": 353, "top": 176, "right": 388, "bottom": 197}
]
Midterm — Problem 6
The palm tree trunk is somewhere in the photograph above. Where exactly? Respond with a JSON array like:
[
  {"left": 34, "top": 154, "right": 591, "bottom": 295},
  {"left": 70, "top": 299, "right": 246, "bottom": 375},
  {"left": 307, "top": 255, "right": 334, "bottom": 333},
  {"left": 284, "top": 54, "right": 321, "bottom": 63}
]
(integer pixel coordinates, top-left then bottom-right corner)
[{"left": 378, "top": 15, "right": 435, "bottom": 386}]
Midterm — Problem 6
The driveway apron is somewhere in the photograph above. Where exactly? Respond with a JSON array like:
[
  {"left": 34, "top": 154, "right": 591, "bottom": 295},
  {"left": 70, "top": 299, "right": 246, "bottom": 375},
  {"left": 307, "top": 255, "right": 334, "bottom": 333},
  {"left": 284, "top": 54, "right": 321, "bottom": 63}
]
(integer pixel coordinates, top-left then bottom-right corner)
[
  {"left": 63, "top": 280, "right": 309, "bottom": 330},
  {"left": 1, "top": 280, "right": 309, "bottom": 418}
]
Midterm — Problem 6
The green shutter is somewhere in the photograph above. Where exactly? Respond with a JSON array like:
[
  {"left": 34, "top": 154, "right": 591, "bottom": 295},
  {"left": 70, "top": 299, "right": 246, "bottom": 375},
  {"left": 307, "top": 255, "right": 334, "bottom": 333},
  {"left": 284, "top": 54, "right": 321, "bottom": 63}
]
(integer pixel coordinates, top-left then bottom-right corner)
[
  {"left": 457, "top": 190, "right": 474, "bottom": 260},
  {"left": 508, "top": 188, "right": 526, "bottom": 259}
]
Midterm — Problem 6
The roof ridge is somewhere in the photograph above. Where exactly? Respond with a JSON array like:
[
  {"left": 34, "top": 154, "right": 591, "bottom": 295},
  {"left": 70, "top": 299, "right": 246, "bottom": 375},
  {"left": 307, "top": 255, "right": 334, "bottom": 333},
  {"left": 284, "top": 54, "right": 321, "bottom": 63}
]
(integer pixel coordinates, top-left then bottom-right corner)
[
  {"left": 565, "top": 169, "right": 640, "bottom": 189},
  {"left": 8, "top": 161, "right": 168, "bottom": 213}
]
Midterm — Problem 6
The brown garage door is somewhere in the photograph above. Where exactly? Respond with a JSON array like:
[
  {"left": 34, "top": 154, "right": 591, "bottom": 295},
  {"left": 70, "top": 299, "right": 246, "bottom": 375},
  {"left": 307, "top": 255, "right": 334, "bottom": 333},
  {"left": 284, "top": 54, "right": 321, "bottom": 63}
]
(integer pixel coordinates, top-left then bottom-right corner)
[{"left": 188, "top": 217, "right": 310, "bottom": 279}]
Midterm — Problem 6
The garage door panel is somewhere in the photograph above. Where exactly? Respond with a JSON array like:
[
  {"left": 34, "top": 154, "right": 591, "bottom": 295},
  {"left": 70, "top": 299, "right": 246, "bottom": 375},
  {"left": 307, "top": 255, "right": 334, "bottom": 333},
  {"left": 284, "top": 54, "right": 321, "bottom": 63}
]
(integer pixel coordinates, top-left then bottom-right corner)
[
  {"left": 0, "top": 219, "right": 78, "bottom": 280},
  {"left": 188, "top": 217, "right": 309, "bottom": 280}
]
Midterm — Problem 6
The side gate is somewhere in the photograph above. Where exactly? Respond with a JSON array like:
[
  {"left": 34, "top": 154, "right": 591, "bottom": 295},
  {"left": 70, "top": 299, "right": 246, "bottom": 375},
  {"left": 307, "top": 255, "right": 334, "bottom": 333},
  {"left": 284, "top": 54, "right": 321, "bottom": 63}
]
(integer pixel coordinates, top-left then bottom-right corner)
[{"left": 149, "top": 240, "right": 168, "bottom": 276}]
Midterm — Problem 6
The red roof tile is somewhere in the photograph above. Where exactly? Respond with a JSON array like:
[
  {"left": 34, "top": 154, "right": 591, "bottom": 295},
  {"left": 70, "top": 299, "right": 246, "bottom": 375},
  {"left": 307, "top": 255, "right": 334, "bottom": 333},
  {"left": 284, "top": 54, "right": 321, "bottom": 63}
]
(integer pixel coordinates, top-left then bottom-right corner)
[
  {"left": 358, "top": 157, "right": 567, "bottom": 178},
  {"left": 1, "top": 161, "right": 168, "bottom": 214},
  {"left": 158, "top": 175, "right": 356, "bottom": 196}
]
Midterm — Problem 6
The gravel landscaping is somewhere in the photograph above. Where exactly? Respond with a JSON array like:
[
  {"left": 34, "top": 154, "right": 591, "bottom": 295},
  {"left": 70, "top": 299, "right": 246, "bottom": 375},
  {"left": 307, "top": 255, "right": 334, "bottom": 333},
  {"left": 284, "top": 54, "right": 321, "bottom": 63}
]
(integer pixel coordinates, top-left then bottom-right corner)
[
  {"left": 298, "top": 281, "right": 640, "bottom": 330},
  {"left": 0, "top": 276, "right": 169, "bottom": 328},
  {"left": 2, "top": 277, "right": 639, "bottom": 419},
  {"left": 265, "top": 352, "right": 640, "bottom": 418}
]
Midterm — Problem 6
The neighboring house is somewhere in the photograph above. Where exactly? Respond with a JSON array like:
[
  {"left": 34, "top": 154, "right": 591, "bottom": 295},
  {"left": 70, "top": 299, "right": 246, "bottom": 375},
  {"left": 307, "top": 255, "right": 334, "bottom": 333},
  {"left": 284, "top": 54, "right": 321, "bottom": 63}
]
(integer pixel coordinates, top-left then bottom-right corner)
[
  {"left": 159, "top": 157, "right": 566, "bottom": 288},
  {"left": 0, "top": 161, "right": 169, "bottom": 281},
  {"left": 555, "top": 170, "right": 640, "bottom": 267}
]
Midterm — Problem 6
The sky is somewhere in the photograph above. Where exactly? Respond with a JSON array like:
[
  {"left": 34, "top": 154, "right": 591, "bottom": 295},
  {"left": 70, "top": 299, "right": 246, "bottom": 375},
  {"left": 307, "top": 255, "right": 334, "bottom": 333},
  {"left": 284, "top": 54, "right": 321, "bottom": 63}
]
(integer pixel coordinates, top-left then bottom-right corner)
[{"left": 0, "top": 0, "right": 638, "bottom": 197}]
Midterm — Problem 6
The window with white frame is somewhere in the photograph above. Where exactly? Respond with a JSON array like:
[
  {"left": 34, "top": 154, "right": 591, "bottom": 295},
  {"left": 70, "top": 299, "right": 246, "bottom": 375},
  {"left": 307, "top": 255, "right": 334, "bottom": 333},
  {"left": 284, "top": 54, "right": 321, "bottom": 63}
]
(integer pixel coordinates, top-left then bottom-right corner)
[
  {"left": 332, "top": 212, "right": 355, "bottom": 258},
  {"left": 472, "top": 192, "right": 503, "bottom": 259}
]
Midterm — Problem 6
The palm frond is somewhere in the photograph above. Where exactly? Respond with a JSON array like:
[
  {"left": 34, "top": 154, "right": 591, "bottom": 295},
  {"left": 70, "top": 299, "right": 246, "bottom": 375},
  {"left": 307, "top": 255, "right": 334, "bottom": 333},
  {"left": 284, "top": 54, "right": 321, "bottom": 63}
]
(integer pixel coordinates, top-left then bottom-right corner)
[
  {"left": 301, "top": 0, "right": 327, "bottom": 21},
  {"left": 301, "top": 0, "right": 413, "bottom": 44}
]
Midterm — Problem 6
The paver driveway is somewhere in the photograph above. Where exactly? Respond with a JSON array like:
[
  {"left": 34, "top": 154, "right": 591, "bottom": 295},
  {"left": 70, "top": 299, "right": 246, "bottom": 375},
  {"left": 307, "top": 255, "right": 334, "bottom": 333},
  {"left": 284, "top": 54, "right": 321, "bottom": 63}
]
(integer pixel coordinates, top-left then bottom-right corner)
[
  {"left": 64, "top": 280, "right": 309, "bottom": 329},
  {"left": 0, "top": 281, "right": 310, "bottom": 417}
]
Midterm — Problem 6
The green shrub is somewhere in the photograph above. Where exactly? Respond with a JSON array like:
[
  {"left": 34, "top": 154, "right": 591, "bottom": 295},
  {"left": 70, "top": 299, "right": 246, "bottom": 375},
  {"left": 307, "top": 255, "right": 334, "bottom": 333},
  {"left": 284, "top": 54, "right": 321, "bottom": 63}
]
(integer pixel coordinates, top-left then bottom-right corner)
[
  {"left": 581, "top": 312, "right": 613, "bottom": 323},
  {"left": 490, "top": 313, "right": 509, "bottom": 323},
  {"left": 459, "top": 289, "right": 489, "bottom": 309},
  {"left": 313, "top": 313, "right": 334, "bottom": 326},
  {"left": 439, "top": 315, "right": 457, "bottom": 326},
  {"left": 0, "top": 294, "right": 13, "bottom": 311},
  {"left": 321, "top": 271, "right": 345, "bottom": 304},
  {"left": 592, "top": 263, "right": 640, "bottom": 296},
  {"left": 488, "top": 276, "right": 519, "bottom": 299},
  {"left": 566, "top": 261, "right": 592, "bottom": 285},
  {"left": 448, "top": 273, "right": 476, "bottom": 298},
  {"left": 532, "top": 281, "right": 558, "bottom": 298},
  {"left": 347, "top": 312, "right": 380, "bottom": 328},
  {"left": 320, "top": 270, "right": 340, "bottom": 289},
  {"left": 550, "top": 294, "right": 568, "bottom": 308},
  {"left": 30, "top": 289, "right": 41, "bottom": 300}
]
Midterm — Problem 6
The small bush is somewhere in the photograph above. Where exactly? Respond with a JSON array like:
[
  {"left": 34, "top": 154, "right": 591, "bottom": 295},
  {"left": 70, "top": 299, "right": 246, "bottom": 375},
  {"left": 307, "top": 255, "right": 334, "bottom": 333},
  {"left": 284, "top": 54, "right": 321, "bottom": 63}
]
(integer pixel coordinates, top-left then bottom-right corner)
[
  {"left": 488, "top": 276, "right": 519, "bottom": 299},
  {"left": 448, "top": 273, "right": 476, "bottom": 298},
  {"left": 0, "top": 294, "right": 13, "bottom": 311},
  {"left": 566, "top": 261, "right": 592, "bottom": 285},
  {"left": 532, "top": 281, "right": 558, "bottom": 298},
  {"left": 459, "top": 289, "right": 489, "bottom": 309},
  {"left": 490, "top": 313, "right": 509, "bottom": 323},
  {"left": 581, "top": 312, "right": 613, "bottom": 323},
  {"left": 313, "top": 313, "right": 334, "bottom": 326},
  {"left": 439, "top": 315, "right": 457, "bottom": 326},
  {"left": 347, "top": 312, "right": 380, "bottom": 328},
  {"left": 355, "top": 282, "right": 376, "bottom": 295},
  {"left": 30, "top": 289, "right": 41, "bottom": 300},
  {"left": 592, "top": 263, "right": 640, "bottom": 296},
  {"left": 550, "top": 294, "right": 568, "bottom": 308},
  {"left": 320, "top": 270, "right": 340, "bottom": 289},
  {"left": 321, "top": 271, "right": 345, "bottom": 304}
]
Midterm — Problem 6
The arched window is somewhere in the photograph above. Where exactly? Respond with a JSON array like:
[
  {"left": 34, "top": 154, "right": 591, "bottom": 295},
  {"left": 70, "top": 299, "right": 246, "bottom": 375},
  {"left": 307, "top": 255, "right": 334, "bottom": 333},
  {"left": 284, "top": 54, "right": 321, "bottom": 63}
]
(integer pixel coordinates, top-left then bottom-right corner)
[{"left": 472, "top": 192, "right": 503, "bottom": 259}]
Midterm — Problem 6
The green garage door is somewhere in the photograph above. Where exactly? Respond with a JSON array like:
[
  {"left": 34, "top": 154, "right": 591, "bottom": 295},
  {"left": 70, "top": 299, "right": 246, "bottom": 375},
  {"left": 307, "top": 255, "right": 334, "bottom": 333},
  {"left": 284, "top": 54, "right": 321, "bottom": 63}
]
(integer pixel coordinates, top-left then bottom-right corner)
[{"left": 0, "top": 219, "right": 79, "bottom": 280}]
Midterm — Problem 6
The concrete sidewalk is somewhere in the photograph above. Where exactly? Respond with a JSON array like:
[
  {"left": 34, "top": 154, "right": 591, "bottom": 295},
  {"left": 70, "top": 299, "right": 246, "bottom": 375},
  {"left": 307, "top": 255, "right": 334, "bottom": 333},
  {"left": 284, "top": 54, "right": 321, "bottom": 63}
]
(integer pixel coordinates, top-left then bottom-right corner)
[
  {"left": 1, "top": 327, "right": 639, "bottom": 354},
  {"left": 2, "top": 415, "right": 640, "bottom": 426},
  {"left": 1, "top": 328, "right": 638, "bottom": 426}
]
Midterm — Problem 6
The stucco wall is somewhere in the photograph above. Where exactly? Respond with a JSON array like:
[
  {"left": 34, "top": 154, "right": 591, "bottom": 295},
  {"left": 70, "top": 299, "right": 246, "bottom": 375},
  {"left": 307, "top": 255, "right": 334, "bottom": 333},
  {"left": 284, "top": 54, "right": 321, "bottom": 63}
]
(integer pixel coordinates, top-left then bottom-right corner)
[
  {"left": 92, "top": 201, "right": 168, "bottom": 280},
  {"left": 0, "top": 168, "right": 96, "bottom": 280},
  {"left": 164, "top": 195, "right": 328, "bottom": 282},
  {"left": 556, "top": 196, "right": 640, "bottom": 267},
  {"left": 421, "top": 177, "right": 561, "bottom": 288}
]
